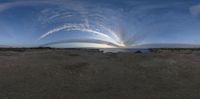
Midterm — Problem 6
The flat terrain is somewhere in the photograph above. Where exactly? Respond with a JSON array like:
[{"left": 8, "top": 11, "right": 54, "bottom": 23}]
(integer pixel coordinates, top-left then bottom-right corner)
[{"left": 0, "top": 49, "right": 200, "bottom": 99}]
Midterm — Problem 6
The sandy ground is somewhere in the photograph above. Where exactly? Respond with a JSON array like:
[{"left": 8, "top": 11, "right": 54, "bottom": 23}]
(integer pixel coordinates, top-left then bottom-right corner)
[{"left": 0, "top": 49, "right": 200, "bottom": 99}]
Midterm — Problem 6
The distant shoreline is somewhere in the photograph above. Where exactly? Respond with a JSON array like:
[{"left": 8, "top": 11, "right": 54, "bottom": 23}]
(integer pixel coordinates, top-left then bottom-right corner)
[{"left": 0, "top": 47, "right": 200, "bottom": 53}]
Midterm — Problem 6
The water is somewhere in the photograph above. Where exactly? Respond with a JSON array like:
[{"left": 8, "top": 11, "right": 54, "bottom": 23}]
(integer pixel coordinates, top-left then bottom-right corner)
[{"left": 100, "top": 48, "right": 152, "bottom": 53}]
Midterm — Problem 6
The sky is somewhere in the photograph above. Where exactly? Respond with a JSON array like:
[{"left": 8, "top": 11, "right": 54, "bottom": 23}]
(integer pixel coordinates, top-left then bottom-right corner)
[{"left": 0, "top": 0, "right": 200, "bottom": 48}]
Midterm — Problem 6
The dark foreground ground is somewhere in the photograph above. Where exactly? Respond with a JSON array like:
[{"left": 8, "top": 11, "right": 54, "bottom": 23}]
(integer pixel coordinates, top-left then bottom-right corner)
[{"left": 0, "top": 48, "right": 200, "bottom": 99}]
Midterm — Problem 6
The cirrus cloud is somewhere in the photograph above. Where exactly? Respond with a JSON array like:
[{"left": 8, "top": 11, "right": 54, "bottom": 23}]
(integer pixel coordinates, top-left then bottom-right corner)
[
  {"left": 190, "top": 4, "right": 200, "bottom": 16},
  {"left": 0, "top": 1, "right": 64, "bottom": 13}
]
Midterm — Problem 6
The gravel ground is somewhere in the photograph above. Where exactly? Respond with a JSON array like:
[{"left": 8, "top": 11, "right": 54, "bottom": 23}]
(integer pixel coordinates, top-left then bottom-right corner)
[{"left": 0, "top": 49, "right": 200, "bottom": 99}]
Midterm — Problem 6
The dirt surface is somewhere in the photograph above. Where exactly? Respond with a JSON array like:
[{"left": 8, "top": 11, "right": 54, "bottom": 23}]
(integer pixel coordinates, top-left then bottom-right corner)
[{"left": 0, "top": 49, "right": 200, "bottom": 99}]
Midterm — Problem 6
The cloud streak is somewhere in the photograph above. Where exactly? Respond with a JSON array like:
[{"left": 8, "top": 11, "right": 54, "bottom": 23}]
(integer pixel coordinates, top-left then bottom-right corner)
[
  {"left": 36, "top": 1, "right": 126, "bottom": 47},
  {"left": 40, "top": 38, "right": 122, "bottom": 48},
  {"left": 0, "top": 1, "right": 62, "bottom": 13},
  {"left": 38, "top": 23, "right": 125, "bottom": 47},
  {"left": 190, "top": 4, "right": 200, "bottom": 16}
]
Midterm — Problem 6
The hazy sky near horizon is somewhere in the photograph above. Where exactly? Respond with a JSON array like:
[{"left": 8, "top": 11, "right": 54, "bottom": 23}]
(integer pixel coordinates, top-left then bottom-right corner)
[{"left": 0, "top": 0, "right": 200, "bottom": 48}]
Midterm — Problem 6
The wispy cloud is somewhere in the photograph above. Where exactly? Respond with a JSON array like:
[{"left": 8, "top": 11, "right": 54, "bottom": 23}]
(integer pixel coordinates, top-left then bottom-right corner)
[
  {"left": 40, "top": 38, "right": 121, "bottom": 48},
  {"left": 38, "top": 23, "right": 125, "bottom": 47},
  {"left": 0, "top": 1, "right": 60, "bottom": 13},
  {"left": 190, "top": 4, "right": 200, "bottom": 16}
]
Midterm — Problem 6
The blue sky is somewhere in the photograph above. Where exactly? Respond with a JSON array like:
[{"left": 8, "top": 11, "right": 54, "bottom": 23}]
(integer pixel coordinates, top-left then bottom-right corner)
[{"left": 0, "top": 0, "right": 200, "bottom": 48}]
